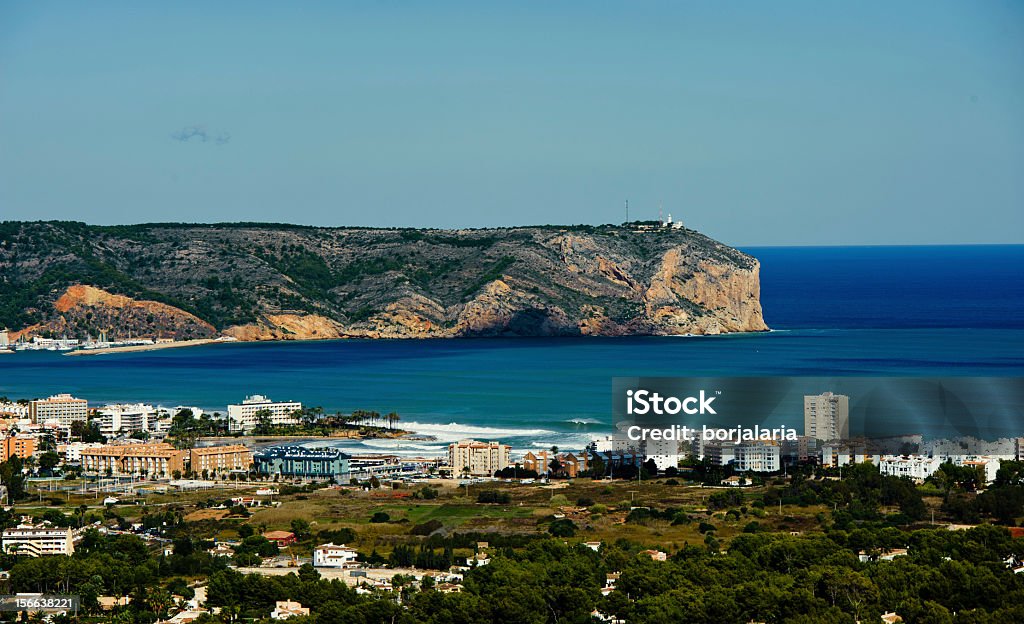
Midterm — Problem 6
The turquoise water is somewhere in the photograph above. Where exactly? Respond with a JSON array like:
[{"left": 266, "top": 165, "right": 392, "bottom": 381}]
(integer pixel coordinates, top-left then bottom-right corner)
[{"left": 1, "top": 246, "right": 1022, "bottom": 453}]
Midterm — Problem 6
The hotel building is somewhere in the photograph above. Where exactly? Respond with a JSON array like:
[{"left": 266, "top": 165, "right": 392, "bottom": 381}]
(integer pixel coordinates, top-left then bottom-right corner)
[
  {"left": 29, "top": 393, "right": 88, "bottom": 426},
  {"left": 2, "top": 525, "right": 75, "bottom": 557},
  {"left": 804, "top": 392, "right": 850, "bottom": 441},
  {"left": 227, "top": 395, "right": 302, "bottom": 432},
  {"left": 189, "top": 445, "right": 253, "bottom": 475},
  {"left": 448, "top": 440, "right": 510, "bottom": 476}
]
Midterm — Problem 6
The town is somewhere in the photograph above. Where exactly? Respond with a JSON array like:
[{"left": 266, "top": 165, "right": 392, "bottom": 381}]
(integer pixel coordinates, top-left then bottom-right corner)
[{"left": 0, "top": 390, "right": 1022, "bottom": 622}]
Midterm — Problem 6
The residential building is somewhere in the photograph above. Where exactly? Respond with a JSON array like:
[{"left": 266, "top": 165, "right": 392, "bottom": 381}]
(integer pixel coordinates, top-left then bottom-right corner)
[
  {"left": 954, "top": 457, "right": 1001, "bottom": 484},
  {"left": 253, "top": 446, "right": 350, "bottom": 479},
  {"left": 313, "top": 543, "right": 359, "bottom": 568},
  {"left": 643, "top": 437, "right": 680, "bottom": 472},
  {"left": 29, "top": 394, "right": 88, "bottom": 426},
  {"left": 0, "top": 401, "right": 29, "bottom": 419},
  {"left": 558, "top": 452, "right": 588, "bottom": 477},
  {"left": 803, "top": 392, "right": 849, "bottom": 441},
  {"left": 641, "top": 549, "right": 668, "bottom": 562},
  {"left": 522, "top": 450, "right": 549, "bottom": 474},
  {"left": 521, "top": 450, "right": 589, "bottom": 477},
  {"left": 2, "top": 525, "right": 75, "bottom": 557},
  {"left": 227, "top": 395, "right": 302, "bottom": 432},
  {"left": 81, "top": 443, "right": 186, "bottom": 477},
  {"left": 734, "top": 441, "right": 781, "bottom": 473},
  {"left": 271, "top": 601, "right": 309, "bottom": 620},
  {"left": 704, "top": 443, "right": 736, "bottom": 467},
  {"left": 0, "top": 328, "right": 8, "bottom": 347},
  {"left": 1017, "top": 438, "right": 1024, "bottom": 462},
  {"left": 0, "top": 435, "right": 36, "bottom": 462},
  {"left": 879, "top": 456, "right": 943, "bottom": 482},
  {"left": 448, "top": 440, "right": 510, "bottom": 477},
  {"left": 189, "top": 445, "right": 253, "bottom": 476},
  {"left": 60, "top": 441, "right": 104, "bottom": 463},
  {"left": 97, "top": 403, "right": 157, "bottom": 437}
]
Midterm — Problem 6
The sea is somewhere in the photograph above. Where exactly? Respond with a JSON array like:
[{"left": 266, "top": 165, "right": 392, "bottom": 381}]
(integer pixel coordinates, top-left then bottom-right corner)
[{"left": 1, "top": 245, "right": 1022, "bottom": 456}]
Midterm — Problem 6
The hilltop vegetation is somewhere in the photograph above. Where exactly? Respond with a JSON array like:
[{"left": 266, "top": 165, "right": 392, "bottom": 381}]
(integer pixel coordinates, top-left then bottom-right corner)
[{"left": 0, "top": 221, "right": 767, "bottom": 340}]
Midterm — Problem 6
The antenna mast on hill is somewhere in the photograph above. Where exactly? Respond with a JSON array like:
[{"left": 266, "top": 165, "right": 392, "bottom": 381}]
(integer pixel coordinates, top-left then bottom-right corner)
[
  {"left": 658, "top": 201, "right": 663, "bottom": 226},
  {"left": 625, "top": 200, "right": 629, "bottom": 223}
]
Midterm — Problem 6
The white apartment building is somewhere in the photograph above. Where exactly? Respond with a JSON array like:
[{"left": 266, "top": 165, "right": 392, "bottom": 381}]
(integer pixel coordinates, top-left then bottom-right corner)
[
  {"left": 704, "top": 443, "right": 736, "bottom": 467},
  {"left": 227, "top": 395, "right": 302, "bottom": 432},
  {"left": 29, "top": 394, "right": 88, "bottom": 426},
  {"left": 952, "top": 456, "right": 1001, "bottom": 484},
  {"left": 98, "top": 403, "right": 158, "bottom": 437},
  {"left": 644, "top": 437, "right": 681, "bottom": 472},
  {"left": 313, "top": 543, "right": 359, "bottom": 568},
  {"left": 879, "top": 456, "right": 943, "bottom": 482},
  {"left": 804, "top": 392, "right": 849, "bottom": 441},
  {"left": 0, "top": 401, "right": 29, "bottom": 419},
  {"left": 734, "top": 441, "right": 781, "bottom": 472},
  {"left": 448, "top": 440, "right": 510, "bottom": 476},
  {"left": 0, "top": 328, "right": 9, "bottom": 347},
  {"left": 2, "top": 525, "right": 75, "bottom": 557},
  {"left": 61, "top": 441, "right": 105, "bottom": 463}
]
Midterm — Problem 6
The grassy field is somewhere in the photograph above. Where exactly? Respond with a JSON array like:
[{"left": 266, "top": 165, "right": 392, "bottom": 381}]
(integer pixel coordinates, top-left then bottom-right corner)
[{"left": 17, "top": 476, "right": 847, "bottom": 558}]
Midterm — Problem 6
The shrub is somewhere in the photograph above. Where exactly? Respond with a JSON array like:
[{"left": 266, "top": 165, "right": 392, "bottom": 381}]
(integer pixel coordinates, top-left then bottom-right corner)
[{"left": 548, "top": 518, "right": 577, "bottom": 537}]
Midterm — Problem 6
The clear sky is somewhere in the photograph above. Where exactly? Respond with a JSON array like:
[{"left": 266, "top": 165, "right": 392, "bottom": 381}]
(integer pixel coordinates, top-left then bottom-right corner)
[{"left": 1, "top": 2, "right": 1022, "bottom": 245}]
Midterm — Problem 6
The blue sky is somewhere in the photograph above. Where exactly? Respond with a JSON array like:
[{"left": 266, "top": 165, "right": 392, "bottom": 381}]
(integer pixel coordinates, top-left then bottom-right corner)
[{"left": 1, "top": 2, "right": 1022, "bottom": 245}]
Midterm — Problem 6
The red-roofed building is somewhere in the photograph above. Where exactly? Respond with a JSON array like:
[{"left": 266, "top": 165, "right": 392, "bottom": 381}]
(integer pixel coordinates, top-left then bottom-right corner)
[{"left": 263, "top": 531, "right": 297, "bottom": 546}]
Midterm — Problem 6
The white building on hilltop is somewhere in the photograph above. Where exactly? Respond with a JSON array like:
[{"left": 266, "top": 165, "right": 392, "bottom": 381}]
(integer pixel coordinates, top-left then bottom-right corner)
[{"left": 227, "top": 395, "right": 302, "bottom": 432}]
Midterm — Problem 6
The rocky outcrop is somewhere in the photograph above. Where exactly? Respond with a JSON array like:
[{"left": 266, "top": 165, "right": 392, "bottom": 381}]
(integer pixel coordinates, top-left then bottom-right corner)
[
  {"left": 23, "top": 285, "right": 215, "bottom": 341},
  {"left": 223, "top": 314, "right": 347, "bottom": 341},
  {"left": 0, "top": 222, "right": 768, "bottom": 339}
]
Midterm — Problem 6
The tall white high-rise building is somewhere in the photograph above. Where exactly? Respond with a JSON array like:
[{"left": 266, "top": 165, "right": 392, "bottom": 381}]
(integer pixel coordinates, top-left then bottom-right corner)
[{"left": 804, "top": 392, "right": 849, "bottom": 441}]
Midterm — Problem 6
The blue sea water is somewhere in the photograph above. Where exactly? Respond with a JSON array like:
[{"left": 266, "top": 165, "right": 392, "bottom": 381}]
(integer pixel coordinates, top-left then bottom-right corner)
[{"left": 1, "top": 245, "right": 1022, "bottom": 452}]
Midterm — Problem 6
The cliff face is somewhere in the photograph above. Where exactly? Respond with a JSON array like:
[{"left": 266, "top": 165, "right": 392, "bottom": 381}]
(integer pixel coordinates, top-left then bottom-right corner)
[{"left": 0, "top": 222, "right": 767, "bottom": 340}]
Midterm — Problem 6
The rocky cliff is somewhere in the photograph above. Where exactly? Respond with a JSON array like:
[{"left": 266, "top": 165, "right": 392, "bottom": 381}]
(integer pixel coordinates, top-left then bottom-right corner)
[{"left": 0, "top": 221, "right": 768, "bottom": 340}]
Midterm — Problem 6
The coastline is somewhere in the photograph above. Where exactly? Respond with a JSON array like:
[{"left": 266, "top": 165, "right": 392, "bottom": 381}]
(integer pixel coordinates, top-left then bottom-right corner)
[{"left": 63, "top": 338, "right": 231, "bottom": 356}]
